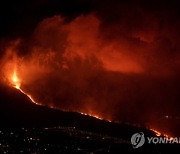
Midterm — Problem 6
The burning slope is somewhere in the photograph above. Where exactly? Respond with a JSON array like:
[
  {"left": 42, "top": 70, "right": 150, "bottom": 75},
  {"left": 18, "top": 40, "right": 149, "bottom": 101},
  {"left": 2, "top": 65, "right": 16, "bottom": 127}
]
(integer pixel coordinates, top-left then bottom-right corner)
[
  {"left": 5, "top": 68, "right": 172, "bottom": 138},
  {"left": 10, "top": 67, "right": 104, "bottom": 120},
  {"left": 11, "top": 70, "right": 38, "bottom": 105}
]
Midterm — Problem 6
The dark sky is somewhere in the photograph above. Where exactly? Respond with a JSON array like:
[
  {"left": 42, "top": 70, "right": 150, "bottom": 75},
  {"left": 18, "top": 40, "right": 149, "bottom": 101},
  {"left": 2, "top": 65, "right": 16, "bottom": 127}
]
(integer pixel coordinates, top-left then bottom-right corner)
[
  {"left": 0, "top": 0, "right": 95, "bottom": 38},
  {"left": 0, "top": 0, "right": 180, "bottom": 38}
]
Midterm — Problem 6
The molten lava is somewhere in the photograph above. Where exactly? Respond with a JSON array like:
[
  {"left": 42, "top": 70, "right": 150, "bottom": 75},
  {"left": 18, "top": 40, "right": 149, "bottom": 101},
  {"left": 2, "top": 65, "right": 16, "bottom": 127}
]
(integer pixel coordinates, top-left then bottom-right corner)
[
  {"left": 11, "top": 70, "right": 38, "bottom": 105},
  {"left": 12, "top": 70, "right": 20, "bottom": 89},
  {"left": 150, "top": 128, "right": 173, "bottom": 139},
  {"left": 150, "top": 128, "right": 161, "bottom": 137},
  {"left": 80, "top": 112, "right": 103, "bottom": 121}
]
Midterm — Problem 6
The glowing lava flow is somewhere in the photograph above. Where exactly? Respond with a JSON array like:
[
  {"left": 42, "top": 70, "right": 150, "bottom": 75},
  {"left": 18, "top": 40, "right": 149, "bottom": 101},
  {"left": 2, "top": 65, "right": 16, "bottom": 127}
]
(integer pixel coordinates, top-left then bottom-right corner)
[
  {"left": 80, "top": 112, "right": 103, "bottom": 120},
  {"left": 150, "top": 128, "right": 173, "bottom": 139},
  {"left": 11, "top": 70, "right": 39, "bottom": 105}
]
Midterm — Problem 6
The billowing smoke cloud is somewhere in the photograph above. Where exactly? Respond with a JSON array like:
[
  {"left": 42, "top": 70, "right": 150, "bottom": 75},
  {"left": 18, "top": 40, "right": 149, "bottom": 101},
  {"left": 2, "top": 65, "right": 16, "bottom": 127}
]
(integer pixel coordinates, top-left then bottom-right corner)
[{"left": 1, "top": 1, "right": 180, "bottom": 135}]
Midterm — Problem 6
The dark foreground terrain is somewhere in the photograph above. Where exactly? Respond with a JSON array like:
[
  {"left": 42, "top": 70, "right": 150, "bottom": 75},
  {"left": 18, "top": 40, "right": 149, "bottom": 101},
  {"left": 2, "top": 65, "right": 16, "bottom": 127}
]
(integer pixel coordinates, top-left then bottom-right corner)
[
  {"left": 0, "top": 126, "right": 180, "bottom": 153},
  {"left": 0, "top": 83, "right": 180, "bottom": 153}
]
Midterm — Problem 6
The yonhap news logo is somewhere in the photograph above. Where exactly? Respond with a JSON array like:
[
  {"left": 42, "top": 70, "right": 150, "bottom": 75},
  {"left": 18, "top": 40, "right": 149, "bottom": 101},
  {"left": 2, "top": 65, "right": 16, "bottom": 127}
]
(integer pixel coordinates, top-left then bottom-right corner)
[
  {"left": 131, "top": 132, "right": 145, "bottom": 148},
  {"left": 131, "top": 132, "right": 180, "bottom": 148}
]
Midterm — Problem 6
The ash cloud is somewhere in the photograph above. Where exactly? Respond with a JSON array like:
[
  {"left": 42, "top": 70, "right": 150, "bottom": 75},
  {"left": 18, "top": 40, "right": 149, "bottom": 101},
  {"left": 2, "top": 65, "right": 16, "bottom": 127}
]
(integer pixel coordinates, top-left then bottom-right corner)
[{"left": 1, "top": 0, "right": 180, "bottom": 135}]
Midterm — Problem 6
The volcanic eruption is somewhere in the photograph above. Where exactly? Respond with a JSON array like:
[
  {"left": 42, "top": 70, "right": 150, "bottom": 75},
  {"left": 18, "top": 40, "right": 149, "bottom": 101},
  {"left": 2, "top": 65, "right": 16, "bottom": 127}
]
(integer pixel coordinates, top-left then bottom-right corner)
[
  {"left": 12, "top": 70, "right": 20, "bottom": 89},
  {"left": 0, "top": 0, "right": 180, "bottom": 139}
]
